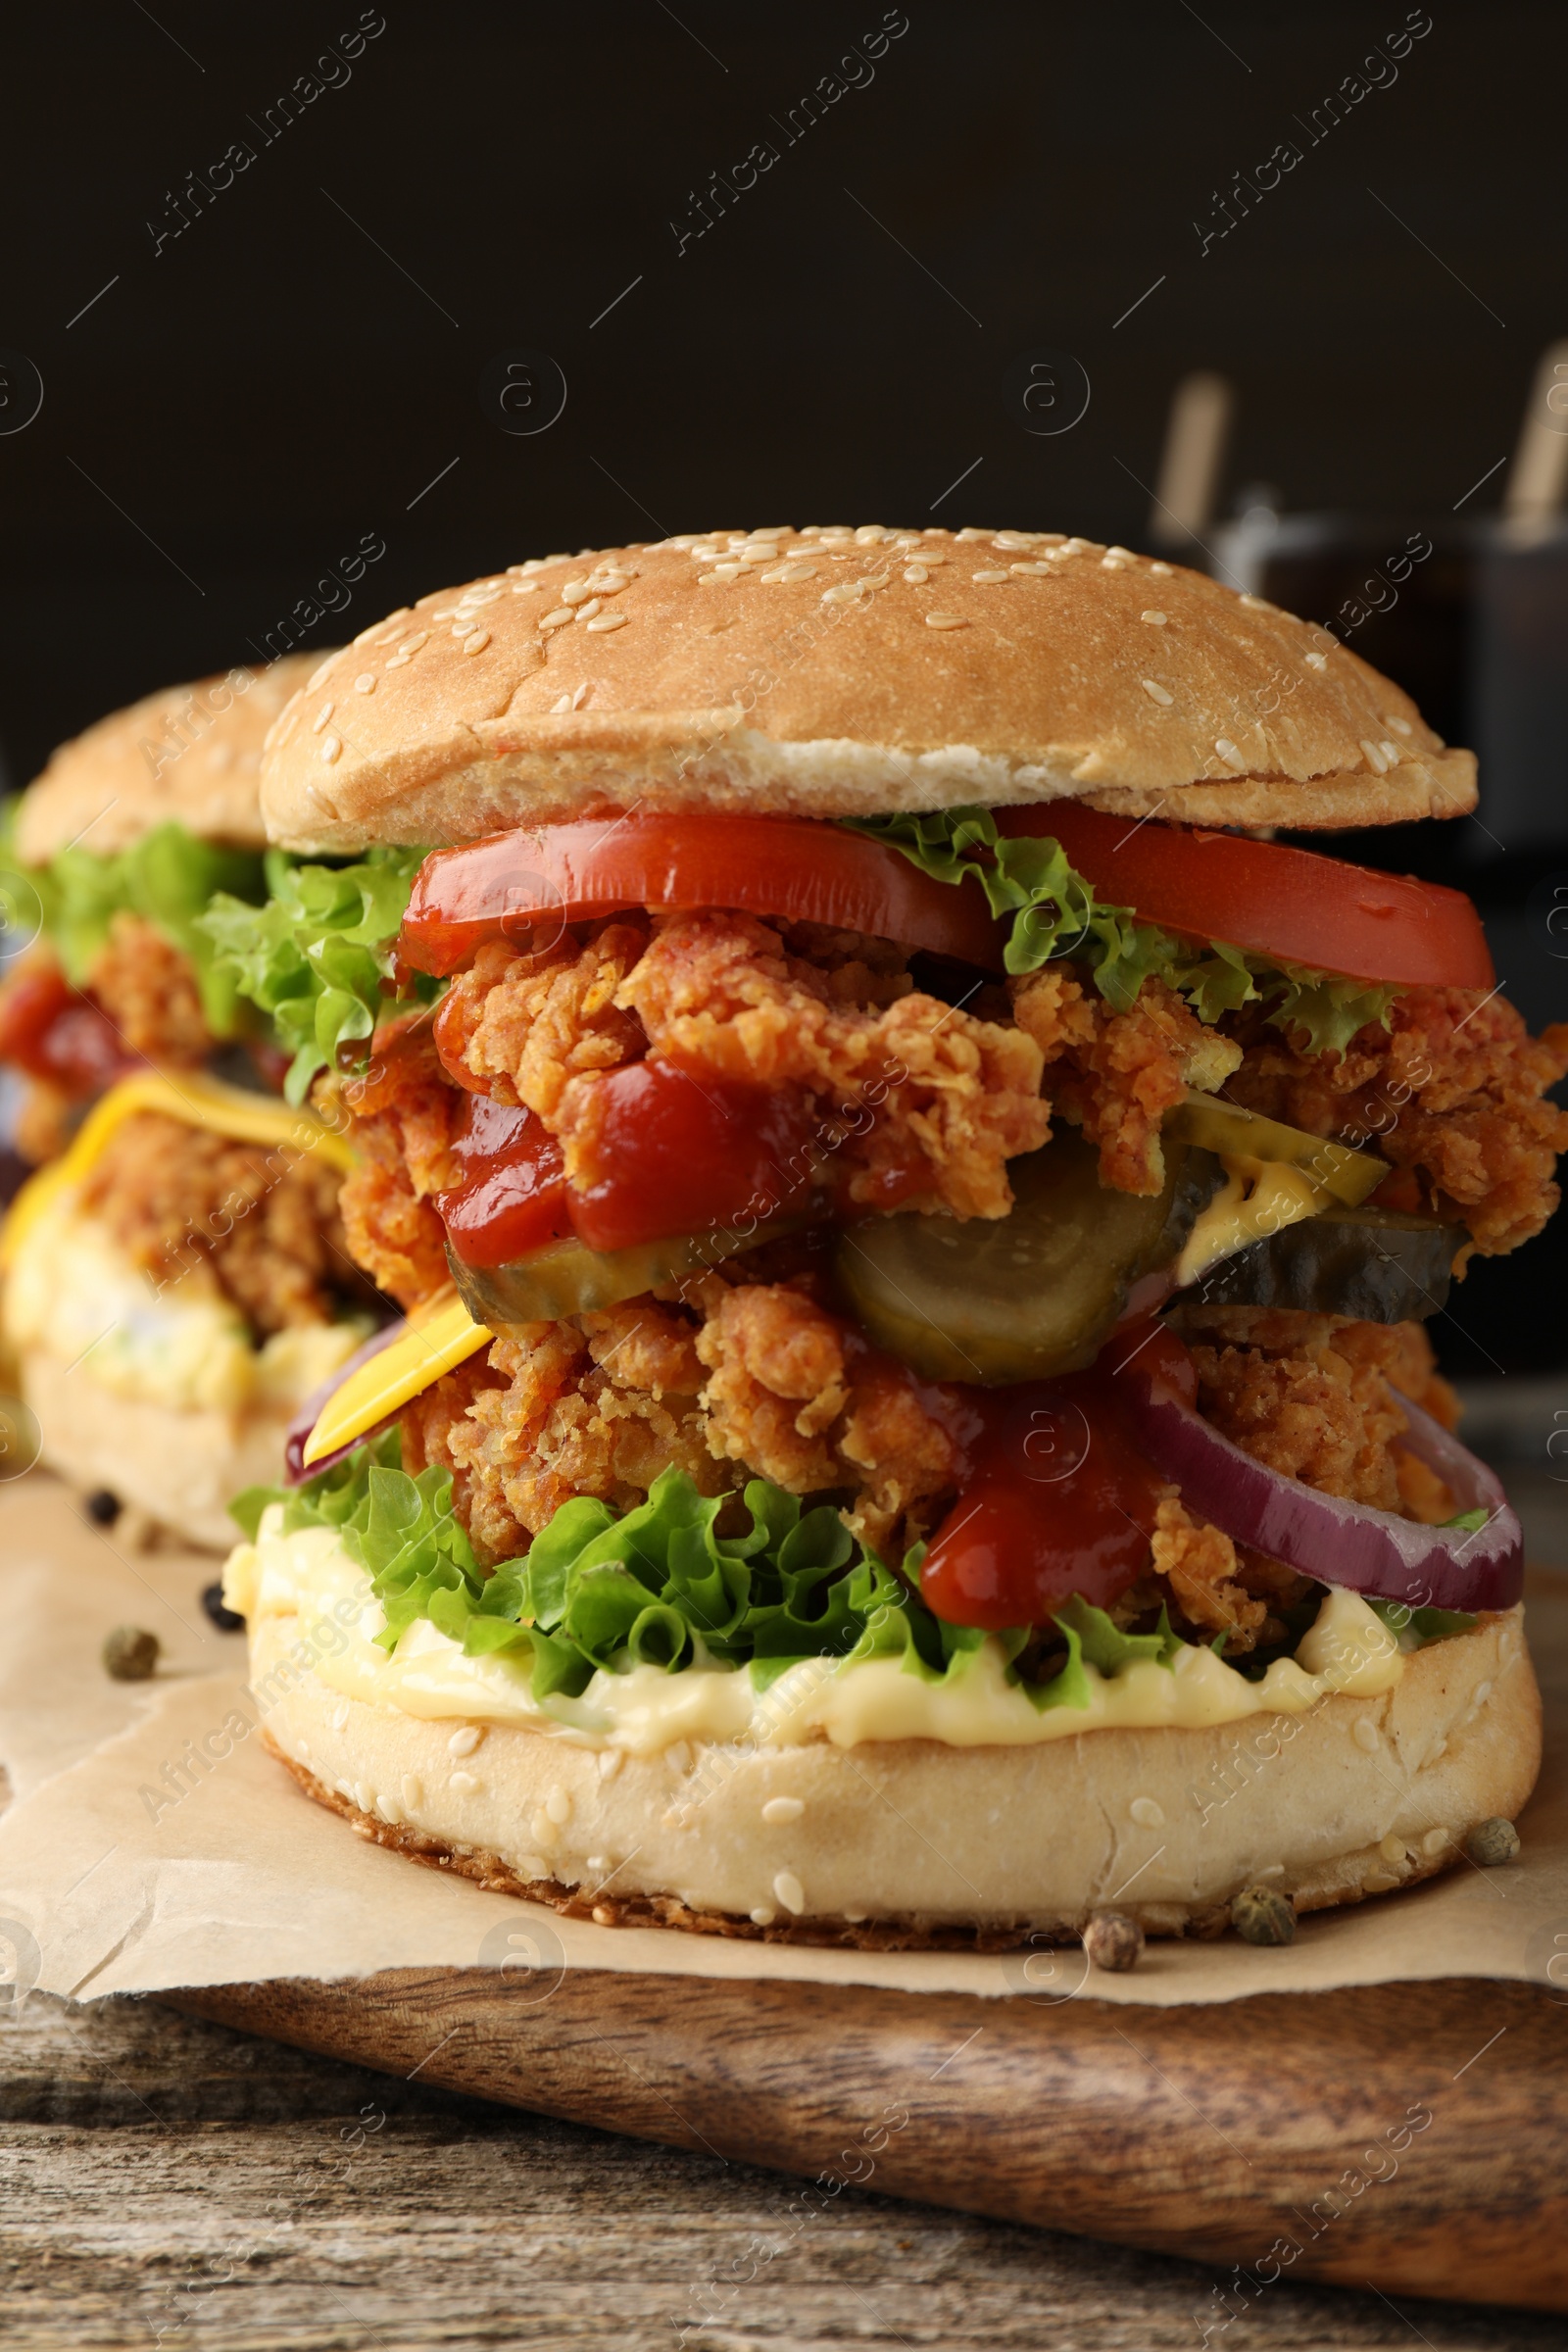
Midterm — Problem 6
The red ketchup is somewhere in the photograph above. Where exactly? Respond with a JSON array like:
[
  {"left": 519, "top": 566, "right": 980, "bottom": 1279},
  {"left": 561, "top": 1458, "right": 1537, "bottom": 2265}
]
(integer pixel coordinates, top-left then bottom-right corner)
[
  {"left": 0, "top": 962, "right": 134, "bottom": 1093},
  {"left": 919, "top": 1319, "right": 1198, "bottom": 1631},
  {"left": 435, "top": 1062, "right": 822, "bottom": 1267},
  {"left": 435, "top": 1097, "right": 574, "bottom": 1267}
]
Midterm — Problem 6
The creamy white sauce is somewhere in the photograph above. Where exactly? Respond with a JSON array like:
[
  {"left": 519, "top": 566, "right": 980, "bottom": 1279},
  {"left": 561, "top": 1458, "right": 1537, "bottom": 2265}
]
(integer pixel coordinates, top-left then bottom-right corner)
[
  {"left": 3, "top": 1191, "right": 368, "bottom": 1415},
  {"left": 224, "top": 1511, "right": 1406, "bottom": 1758}
]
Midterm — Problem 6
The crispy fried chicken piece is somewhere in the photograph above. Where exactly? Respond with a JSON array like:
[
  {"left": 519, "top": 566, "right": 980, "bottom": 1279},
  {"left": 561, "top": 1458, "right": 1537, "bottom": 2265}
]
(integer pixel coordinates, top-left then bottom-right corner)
[
  {"left": 1150, "top": 1496, "right": 1268, "bottom": 1648},
  {"left": 1168, "top": 1307, "right": 1453, "bottom": 1516},
  {"left": 694, "top": 1278, "right": 961, "bottom": 1553},
  {"left": 1010, "top": 965, "right": 1241, "bottom": 1195},
  {"left": 76, "top": 1109, "right": 355, "bottom": 1334},
  {"left": 404, "top": 1299, "right": 727, "bottom": 1562},
  {"left": 436, "top": 923, "right": 648, "bottom": 1116},
  {"left": 327, "top": 1028, "right": 462, "bottom": 1308},
  {"left": 87, "top": 911, "right": 212, "bottom": 1064},
  {"left": 610, "top": 910, "right": 1050, "bottom": 1218},
  {"left": 1223, "top": 985, "right": 1568, "bottom": 1255}
]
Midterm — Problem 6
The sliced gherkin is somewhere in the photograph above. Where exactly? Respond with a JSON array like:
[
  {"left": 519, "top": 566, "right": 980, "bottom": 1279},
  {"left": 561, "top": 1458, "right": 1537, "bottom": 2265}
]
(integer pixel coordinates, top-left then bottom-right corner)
[
  {"left": 1181, "top": 1203, "right": 1462, "bottom": 1322},
  {"left": 446, "top": 1214, "right": 803, "bottom": 1328},
  {"left": 833, "top": 1131, "right": 1222, "bottom": 1387}
]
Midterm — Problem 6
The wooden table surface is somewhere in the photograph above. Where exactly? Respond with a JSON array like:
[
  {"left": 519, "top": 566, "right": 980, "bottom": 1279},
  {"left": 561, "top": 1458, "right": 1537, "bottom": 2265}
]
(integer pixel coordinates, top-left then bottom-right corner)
[{"left": 2, "top": 1985, "right": 1561, "bottom": 2351}]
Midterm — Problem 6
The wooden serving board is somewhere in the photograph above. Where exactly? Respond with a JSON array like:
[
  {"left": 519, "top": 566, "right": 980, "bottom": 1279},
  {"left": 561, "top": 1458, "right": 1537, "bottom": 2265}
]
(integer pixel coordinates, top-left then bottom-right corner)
[{"left": 167, "top": 1967, "right": 1568, "bottom": 2315}]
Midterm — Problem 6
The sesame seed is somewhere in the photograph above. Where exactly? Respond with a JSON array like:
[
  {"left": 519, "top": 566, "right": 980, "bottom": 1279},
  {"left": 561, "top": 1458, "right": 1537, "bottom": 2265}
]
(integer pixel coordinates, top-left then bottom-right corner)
[
  {"left": 463, "top": 629, "right": 491, "bottom": 655},
  {"left": 1359, "top": 738, "right": 1389, "bottom": 773},
  {"left": 822, "top": 580, "right": 865, "bottom": 604},
  {"left": 512, "top": 579, "right": 540, "bottom": 595},
  {"left": 992, "top": 530, "right": 1038, "bottom": 550},
  {"left": 697, "top": 571, "right": 729, "bottom": 588},
  {"left": 331, "top": 1702, "right": 350, "bottom": 1732},
  {"left": 904, "top": 565, "right": 929, "bottom": 584},
  {"left": 354, "top": 1781, "right": 373, "bottom": 1815},
  {"left": 598, "top": 1747, "right": 624, "bottom": 1779},
  {"left": 354, "top": 672, "right": 376, "bottom": 694},
  {"left": 956, "top": 527, "right": 990, "bottom": 542},
  {"left": 855, "top": 525, "right": 887, "bottom": 543},
  {"left": 447, "top": 1726, "right": 482, "bottom": 1756},
  {"left": 772, "top": 1870, "right": 807, "bottom": 1915},
  {"left": 1352, "top": 1717, "right": 1381, "bottom": 1753},
  {"left": 539, "top": 609, "right": 574, "bottom": 629},
  {"left": 404, "top": 631, "right": 428, "bottom": 652},
  {"left": 1141, "top": 679, "right": 1174, "bottom": 706},
  {"left": 574, "top": 599, "right": 603, "bottom": 622},
  {"left": 585, "top": 612, "right": 629, "bottom": 632},
  {"left": 761, "top": 1796, "right": 805, "bottom": 1824},
  {"left": 711, "top": 561, "right": 749, "bottom": 578},
  {"left": 592, "top": 1905, "right": 615, "bottom": 1926},
  {"left": 552, "top": 694, "right": 572, "bottom": 713},
  {"left": 924, "top": 612, "right": 967, "bottom": 629},
  {"left": 1240, "top": 593, "right": 1270, "bottom": 610},
  {"left": 1150, "top": 561, "right": 1173, "bottom": 576},
  {"left": 1141, "top": 611, "right": 1168, "bottom": 626},
  {"left": 1129, "top": 1796, "right": 1165, "bottom": 1828},
  {"left": 1379, "top": 739, "right": 1401, "bottom": 766},
  {"left": 971, "top": 567, "right": 1009, "bottom": 583},
  {"left": 401, "top": 1773, "right": 422, "bottom": 1809},
  {"left": 571, "top": 682, "right": 590, "bottom": 709},
  {"left": 320, "top": 732, "right": 342, "bottom": 762},
  {"left": 546, "top": 1787, "right": 572, "bottom": 1825},
  {"left": 1214, "top": 736, "right": 1245, "bottom": 766},
  {"left": 385, "top": 651, "right": 410, "bottom": 669},
  {"left": 1102, "top": 556, "right": 1128, "bottom": 570},
  {"left": 1379, "top": 1833, "right": 1406, "bottom": 1865},
  {"left": 530, "top": 1807, "right": 557, "bottom": 1844},
  {"left": 311, "top": 701, "right": 334, "bottom": 732},
  {"left": 1385, "top": 713, "right": 1413, "bottom": 735},
  {"left": 1009, "top": 562, "right": 1053, "bottom": 575},
  {"left": 1423, "top": 1827, "right": 1449, "bottom": 1856},
  {"left": 559, "top": 578, "right": 591, "bottom": 601},
  {"left": 750, "top": 1906, "right": 776, "bottom": 1927},
  {"left": 1304, "top": 651, "right": 1328, "bottom": 670},
  {"left": 918, "top": 551, "right": 950, "bottom": 565},
  {"left": 450, "top": 1770, "right": 480, "bottom": 1794}
]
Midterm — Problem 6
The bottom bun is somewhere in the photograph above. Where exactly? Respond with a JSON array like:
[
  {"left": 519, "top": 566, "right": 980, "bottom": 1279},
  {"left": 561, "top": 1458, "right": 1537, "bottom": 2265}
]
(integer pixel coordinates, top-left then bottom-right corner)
[
  {"left": 249, "top": 1607, "right": 1540, "bottom": 1948},
  {"left": 22, "top": 1347, "right": 292, "bottom": 1551}
]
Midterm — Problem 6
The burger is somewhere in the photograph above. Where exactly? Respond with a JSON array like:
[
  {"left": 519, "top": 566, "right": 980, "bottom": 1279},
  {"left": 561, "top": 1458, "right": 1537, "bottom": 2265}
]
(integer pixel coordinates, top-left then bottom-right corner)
[
  {"left": 0, "top": 656, "right": 381, "bottom": 1546},
  {"left": 217, "top": 528, "right": 1564, "bottom": 1944}
]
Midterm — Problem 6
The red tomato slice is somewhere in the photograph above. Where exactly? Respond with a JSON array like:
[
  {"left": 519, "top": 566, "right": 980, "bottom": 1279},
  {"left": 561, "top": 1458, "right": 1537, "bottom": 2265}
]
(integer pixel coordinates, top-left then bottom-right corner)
[
  {"left": 1000, "top": 805, "right": 1494, "bottom": 990},
  {"left": 0, "top": 960, "right": 136, "bottom": 1092},
  {"left": 399, "top": 816, "right": 1004, "bottom": 978}
]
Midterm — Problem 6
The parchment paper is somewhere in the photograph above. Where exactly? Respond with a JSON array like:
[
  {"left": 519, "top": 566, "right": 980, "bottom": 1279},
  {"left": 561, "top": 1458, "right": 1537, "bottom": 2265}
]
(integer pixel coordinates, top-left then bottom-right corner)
[{"left": 2, "top": 1474, "right": 1564, "bottom": 2008}]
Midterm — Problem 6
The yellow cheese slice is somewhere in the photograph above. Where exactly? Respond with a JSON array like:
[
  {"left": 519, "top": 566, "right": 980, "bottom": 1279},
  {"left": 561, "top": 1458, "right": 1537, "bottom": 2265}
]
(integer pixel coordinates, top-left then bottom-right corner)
[
  {"left": 0, "top": 1069, "right": 358, "bottom": 1273},
  {"left": 301, "top": 1289, "right": 492, "bottom": 1466},
  {"left": 1176, "top": 1154, "right": 1329, "bottom": 1287}
]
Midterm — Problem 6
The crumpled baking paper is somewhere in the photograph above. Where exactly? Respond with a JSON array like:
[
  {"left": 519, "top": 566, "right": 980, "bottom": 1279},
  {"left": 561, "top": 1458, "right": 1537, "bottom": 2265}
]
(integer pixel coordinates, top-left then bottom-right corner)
[{"left": 1, "top": 1474, "right": 1564, "bottom": 2008}]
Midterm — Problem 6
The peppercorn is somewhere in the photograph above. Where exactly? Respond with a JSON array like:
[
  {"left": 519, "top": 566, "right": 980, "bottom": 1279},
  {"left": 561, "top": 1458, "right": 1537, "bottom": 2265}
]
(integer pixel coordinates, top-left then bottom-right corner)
[
  {"left": 1231, "top": 1884, "right": 1297, "bottom": 1946},
  {"left": 84, "top": 1489, "right": 121, "bottom": 1527},
  {"left": 102, "top": 1626, "right": 160, "bottom": 1682},
  {"left": 1083, "top": 1911, "right": 1144, "bottom": 1973},
  {"left": 201, "top": 1582, "right": 244, "bottom": 1634},
  {"left": 1464, "top": 1817, "right": 1520, "bottom": 1868}
]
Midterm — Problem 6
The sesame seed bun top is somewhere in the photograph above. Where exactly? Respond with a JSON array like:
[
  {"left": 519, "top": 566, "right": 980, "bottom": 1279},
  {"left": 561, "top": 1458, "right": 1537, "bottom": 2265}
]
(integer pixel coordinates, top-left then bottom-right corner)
[
  {"left": 15, "top": 653, "right": 325, "bottom": 865},
  {"left": 257, "top": 529, "right": 1476, "bottom": 854}
]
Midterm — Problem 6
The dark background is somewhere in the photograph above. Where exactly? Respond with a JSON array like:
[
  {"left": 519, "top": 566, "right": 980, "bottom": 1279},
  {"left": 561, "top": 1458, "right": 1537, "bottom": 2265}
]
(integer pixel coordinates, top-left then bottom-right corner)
[{"left": 2, "top": 0, "right": 1565, "bottom": 1373}]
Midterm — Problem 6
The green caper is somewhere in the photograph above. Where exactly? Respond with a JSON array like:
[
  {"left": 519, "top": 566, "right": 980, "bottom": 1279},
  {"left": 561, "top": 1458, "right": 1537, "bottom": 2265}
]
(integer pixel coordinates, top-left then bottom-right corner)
[
  {"left": 102, "top": 1626, "right": 160, "bottom": 1682},
  {"left": 1231, "top": 1885, "right": 1297, "bottom": 1945},
  {"left": 1463, "top": 1818, "right": 1520, "bottom": 1867}
]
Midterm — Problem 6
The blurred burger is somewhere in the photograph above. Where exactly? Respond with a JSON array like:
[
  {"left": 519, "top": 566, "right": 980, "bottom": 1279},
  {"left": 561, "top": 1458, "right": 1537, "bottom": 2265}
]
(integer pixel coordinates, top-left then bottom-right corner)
[
  {"left": 0, "top": 656, "right": 381, "bottom": 1546},
  {"left": 217, "top": 530, "right": 1563, "bottom": 1942}
]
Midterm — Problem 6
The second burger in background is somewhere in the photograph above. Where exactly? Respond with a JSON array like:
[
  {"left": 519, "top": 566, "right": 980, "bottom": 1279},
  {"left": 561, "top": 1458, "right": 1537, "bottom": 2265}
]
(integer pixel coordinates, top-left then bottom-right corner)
[{"left": 0, "top": 655, "right": 385, "bottom": 1546}]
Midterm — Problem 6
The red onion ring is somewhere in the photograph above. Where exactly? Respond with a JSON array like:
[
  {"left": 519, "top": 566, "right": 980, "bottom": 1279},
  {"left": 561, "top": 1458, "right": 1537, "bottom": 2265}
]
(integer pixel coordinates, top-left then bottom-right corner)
[
  {"left": 282, "top": 1319, "right": 404, "bottom": 1485},
  {"left": 1115, "top": 1359, "right": 1523, "bottom": 1613}
]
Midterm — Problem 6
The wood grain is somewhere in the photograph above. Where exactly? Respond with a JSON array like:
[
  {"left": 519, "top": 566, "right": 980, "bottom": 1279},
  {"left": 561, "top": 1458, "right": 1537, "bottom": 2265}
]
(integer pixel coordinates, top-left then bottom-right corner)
[
  {"left": 5, "top": 1988, "right": 1561, "bottom": 2352},
  {"left": 167, "top": 1967, "right": 1568, "bottom": 2317}
]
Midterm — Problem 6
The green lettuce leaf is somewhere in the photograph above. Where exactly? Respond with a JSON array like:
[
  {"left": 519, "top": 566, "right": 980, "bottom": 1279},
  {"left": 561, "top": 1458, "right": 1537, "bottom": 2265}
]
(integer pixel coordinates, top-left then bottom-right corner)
[
  {"left": 235, "top": 1441, "right": 1202, "bottom": 1711},
  {"left": 6, "top": 810, "right": 269, "bottom": 1037},
  {"left": 1368, "top": 1595, "right": 1480, "bottom": 1644},
  {"left": 197, "top": 846, "right": 435, "bottom": 1103},
  {"left": 845, "top": 807, "right": 1396, "bottom": 1056}
]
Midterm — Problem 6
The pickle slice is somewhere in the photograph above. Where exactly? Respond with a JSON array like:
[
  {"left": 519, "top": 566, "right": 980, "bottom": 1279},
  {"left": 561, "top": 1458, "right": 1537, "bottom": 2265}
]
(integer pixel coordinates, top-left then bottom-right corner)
[
  {"left": 1182, "top": 1203, "right": 1462, "bottom": 1322},
  {"left": 833, "top": 1132, "right": 1221, "bottom": 1386},
  {"left": 1167, "top": 1090, "right": 1387, "bottom": 1206},
  {"left": 447, "top": 1214, "right": 803, "bottom": 1329}
]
